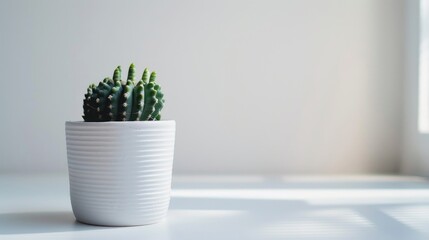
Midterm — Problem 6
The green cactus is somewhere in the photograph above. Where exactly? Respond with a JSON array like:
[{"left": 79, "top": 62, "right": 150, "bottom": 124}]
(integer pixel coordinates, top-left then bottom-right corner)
[
  {"left": 130, "top": 78, "right": 144, "bottom": 120},
  {"left": 113, "top": 66, "right": 121, "bottom": 82},
  {"left": 107, "top": 80, "right": 122, "bottom": 120},
  {"left": 152, "top": 84, "right": 164, "bottom": 120},
  {"left": 82, "top": 84, "right": 97, "bottom": 121},
  {"left": 141, "top": 68, "right": 149, "bottom": 84},
  {"left": 140, "top": 81, "right": 157, "bottom": 120},
  {"left": 127, "top": 63, "right": 136, "bottom": 81},
  {"left": 82, "top": 64, "right": 165, "bottom": 122},
  {"left": 118, "top": 80, "right": 134, "bottom": 121}
]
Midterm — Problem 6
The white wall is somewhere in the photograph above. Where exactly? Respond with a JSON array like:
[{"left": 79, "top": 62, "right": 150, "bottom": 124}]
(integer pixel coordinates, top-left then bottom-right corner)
[
  {"left": 401, "top": 0, "right": 429, "bottom": 176},
  {"left": 0, "top": 0, "right": 405, "bottom": 174}
]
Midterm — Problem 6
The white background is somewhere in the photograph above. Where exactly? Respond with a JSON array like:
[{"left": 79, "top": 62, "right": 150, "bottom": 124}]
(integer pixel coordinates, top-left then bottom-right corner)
[
  {"left": 0, "top": 0, "right": 407, "bottom": 175},
  {"left": 402, "top": 0, "right": 429, "bottom": 176}
]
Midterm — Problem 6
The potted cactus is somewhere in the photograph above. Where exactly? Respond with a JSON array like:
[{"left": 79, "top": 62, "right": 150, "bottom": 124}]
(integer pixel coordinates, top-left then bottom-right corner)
[{"left": 65, "top": 64, "right": 175, "bottom": 226}]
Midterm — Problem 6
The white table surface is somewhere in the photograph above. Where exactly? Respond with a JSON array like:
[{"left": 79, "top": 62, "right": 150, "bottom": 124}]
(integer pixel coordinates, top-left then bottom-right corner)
[{"left": 2, "top": 174, "right": 429, "bottom": 240}]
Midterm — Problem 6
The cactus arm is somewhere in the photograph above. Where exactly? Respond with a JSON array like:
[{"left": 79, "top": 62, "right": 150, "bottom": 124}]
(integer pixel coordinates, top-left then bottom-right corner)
[
  {"left": 83, "top": 84, "right": 97, "bottom": 121},
  {"left": 88, "top": 89, "right": 101, "bottom": 120},
  {"left": 118, "top": 80, "right": 134, "bottom": 121},
  {"left": 86, "top": 80, "right": 111, "bottom": 121},
  {"left": 94, "top": 79, "right": 114, "bottom": 121},
  {"left": 140, "top": 81, "right": 157, "bottom": 120},
  {"left": 149, "top": 71, "right": 156, "bottom": 83},
  {"left": 141, "top": 68, "right": 149, "bottom": 84},
  {"left": 130, "top": 80, "right": 144, "bottom": 120},
  {"left": 103, "top": 77, "right": 114, "bottom": 85},
  {"left": 85, "top": 84, "right": 94, "bottom": 99},
  {"left": 106, "top": 80, "right": 123, "bottom": 120},
  {"left": 111, "top": 63, "right": 136, "bottom": 120},
  {"left": 151, "top": 84, "right": 164, "bottom": 120},
  {"left": 140, "top": 72, "right": 161, "bottom": 121},
  {"left": 127, "top": 63, "right": 136, "bottom": 82},
  {"left": 113, "top": 66, "right": 121, "bottom": 82},
  {"left": 83, "top": 78, "right": 113, "bottom": 121}
]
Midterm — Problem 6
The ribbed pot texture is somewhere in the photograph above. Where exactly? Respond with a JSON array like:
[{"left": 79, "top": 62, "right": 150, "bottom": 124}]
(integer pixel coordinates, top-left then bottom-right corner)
[{"left": 65, "top": 120, "right": 176, "bottom": 226}]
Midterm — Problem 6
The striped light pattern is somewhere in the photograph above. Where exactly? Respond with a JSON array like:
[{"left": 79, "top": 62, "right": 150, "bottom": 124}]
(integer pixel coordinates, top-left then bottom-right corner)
[{"left": 65, "top": 121, "right": 175, "bottom": 226}]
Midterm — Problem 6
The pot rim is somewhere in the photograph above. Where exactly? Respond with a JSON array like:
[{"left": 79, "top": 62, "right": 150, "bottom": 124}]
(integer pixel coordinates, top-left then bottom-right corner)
[
  {"left": 66, "top": 120, "right": 175, "bottom": 127},
  {"left": 66, "top": 120, "right": 175, "bottom": 123}
]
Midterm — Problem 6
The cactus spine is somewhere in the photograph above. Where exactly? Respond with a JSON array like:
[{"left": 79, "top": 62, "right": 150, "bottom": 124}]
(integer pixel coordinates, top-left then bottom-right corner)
[{"left": 82, "top": 64, "right": 165, "bottom": 122}]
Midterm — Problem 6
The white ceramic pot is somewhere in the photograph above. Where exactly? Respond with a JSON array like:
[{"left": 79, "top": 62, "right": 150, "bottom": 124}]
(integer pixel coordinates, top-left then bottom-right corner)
[{"left": 65, "top": 120, "right": 176, "bottom": 226}]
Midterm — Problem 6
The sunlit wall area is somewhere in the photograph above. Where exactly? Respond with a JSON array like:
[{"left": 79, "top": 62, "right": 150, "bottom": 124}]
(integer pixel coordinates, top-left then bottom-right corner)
[
  {"left": 0, "top": 0, "right": 405, "bottom": 174},
  {"left": 402, "top": 0, "right": 429, "bottom": 176}
]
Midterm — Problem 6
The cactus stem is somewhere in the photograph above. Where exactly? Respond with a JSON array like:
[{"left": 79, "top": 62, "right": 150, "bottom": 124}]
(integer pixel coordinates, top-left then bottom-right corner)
[
  {"left": 149, "top": 71, "right": 157, "bottom": 83},
  {"left": 127, "top": 63, "right": 136, "bottom": 81},
  {"left": 142, "top": 68, "right": 149, "bottom": 84},
  {"left": 113, "top": 66, "right": 122, "bottom": 82}
]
